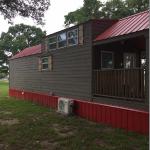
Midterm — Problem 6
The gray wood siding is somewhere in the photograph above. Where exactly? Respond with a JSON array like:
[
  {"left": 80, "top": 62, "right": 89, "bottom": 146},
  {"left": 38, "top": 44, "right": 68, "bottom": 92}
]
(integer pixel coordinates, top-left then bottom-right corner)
[{"left": 9, "top": 23, "right": 93, "bottom": 100}]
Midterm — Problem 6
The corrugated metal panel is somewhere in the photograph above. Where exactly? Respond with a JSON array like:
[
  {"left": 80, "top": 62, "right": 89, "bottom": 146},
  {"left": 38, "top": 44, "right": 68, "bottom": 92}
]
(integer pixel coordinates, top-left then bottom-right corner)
[
  {"left": 9, "top": 88, "right": 149, "bottom": 135},
  {"left": 9, "top": 89, "right": 58, "bottom": 109},
  {"left": 10, "top": 44, "right": 42, "bottom": 60},
  {"left": 95, "top": 10, "right": 149, "bottom": 41}
]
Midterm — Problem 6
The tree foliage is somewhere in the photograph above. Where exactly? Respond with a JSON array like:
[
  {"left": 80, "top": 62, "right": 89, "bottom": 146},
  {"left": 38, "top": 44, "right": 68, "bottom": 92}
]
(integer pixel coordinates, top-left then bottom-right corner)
[
  {"left": 0, "top": 24, "right": 46, "bottom": 74},
  {"left": 102, "top": 0, "right": 130, "bottom": 19},
  {"left": 0, "top": 49, "right": 8, "bottom": 75},
  {"left": 0, "top": 0, "right": 50, "bottom": 25},
  {"left": 64, "top": 0, "right": 103, "bottom": 26},
  {"left": 64, "top": 0, "right": 149, "bottom": 26},
  {"left": 0, "top": 24, "right": 46, "bottom": 55},
  {"left": 102, "top": 0, "right": 149, "bottom": 19},
  {"left": 126, "top": 0, "right": 149, "bottom": 13},
  {"left": 64, "top": 8, "right": 85, "bottom": 26},
  {"left": 83, "top": 0, "right": 103, "bottom": 20}
]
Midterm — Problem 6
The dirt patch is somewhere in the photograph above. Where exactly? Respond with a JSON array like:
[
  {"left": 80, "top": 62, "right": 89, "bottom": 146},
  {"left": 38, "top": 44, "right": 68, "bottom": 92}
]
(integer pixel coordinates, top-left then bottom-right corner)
[
  {"left": 0, "top": 118, "right": 19, "bottom": 125},
  {"left": 40, "top": 140, "right": 58, "bottom": 150},
  {"left": 0, "top": 111, "right": 12, "bottom": 115},
  {"left": 0, "top": 143, "right": 9, "bottom": 150},
  {"left": 102, "top": 127, "right": 114, "bottom": 133},
  {"left": 0, "top": 144, "right": 5, "bottom": 149},
  {"left": 95, "top": 139, "right": 107, "bottom": 147},
  {"left": 53, "top": 124, "right": 75, "bottom": 137}
]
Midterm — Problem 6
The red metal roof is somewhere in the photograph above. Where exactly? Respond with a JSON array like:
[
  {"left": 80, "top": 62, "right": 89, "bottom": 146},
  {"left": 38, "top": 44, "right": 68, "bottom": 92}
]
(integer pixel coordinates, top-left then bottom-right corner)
[
  {"left": 11, "top": 44, "right": 42, "bottom": 60},
  {"left": 95, "top": 10, "right": 149, "bottom": 41}
]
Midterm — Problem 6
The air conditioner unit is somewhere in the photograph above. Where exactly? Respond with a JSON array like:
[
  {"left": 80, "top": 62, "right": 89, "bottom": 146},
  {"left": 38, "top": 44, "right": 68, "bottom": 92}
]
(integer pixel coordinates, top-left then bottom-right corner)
[{"left": 58, "top": 97, "right": 74, "bottom": 115}]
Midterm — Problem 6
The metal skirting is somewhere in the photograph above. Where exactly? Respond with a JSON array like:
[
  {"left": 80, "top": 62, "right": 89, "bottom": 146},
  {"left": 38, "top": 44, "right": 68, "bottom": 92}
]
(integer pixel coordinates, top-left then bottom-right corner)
[
  {"left": 9, "top": 89, "right": 58, "bottom": 109},
  {"left": 9, "top": 88, "right": 149, "bottom": 135}
]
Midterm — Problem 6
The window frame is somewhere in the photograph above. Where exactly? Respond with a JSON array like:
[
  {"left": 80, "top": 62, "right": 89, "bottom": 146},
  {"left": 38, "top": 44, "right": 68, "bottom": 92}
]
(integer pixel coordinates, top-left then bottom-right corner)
[
  {"left": 101, "top": 51, "right": 114, "bottom": 70},
  {"left": 78, "top": 25, "right": 84, "bottom": 45},
  {"left": 48, "top": 36, "right": 57, "bottom": 50},
  {"left": 67, "top": 28, "right": 78, "bottom": 47},
  {"left": 57, "top": 32, "right": 67, "bottom": 49},
  {"left": 41, "top": 57, "right": 49, "bottom": 71}
]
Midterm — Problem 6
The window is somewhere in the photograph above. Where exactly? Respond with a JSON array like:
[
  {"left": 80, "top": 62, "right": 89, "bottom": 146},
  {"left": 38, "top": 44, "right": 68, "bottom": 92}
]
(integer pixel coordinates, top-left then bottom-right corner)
[
  {"left": 58, "top": 32, "right": 67, "bottom": 48},
  {"left": 38, "top": 56, "right": 52, "bottom": 71},
  {"left": 41, "top": 57, "right": 49, "bottom": 70},
  {"left": 101, "top": 51, "right": 113, "bottom": 69},
  {"left": 67, "top": 29, "right": 78, "bottom": 46},
  {"left": 48, "top": 36, "right": 57, "bottom": 50},
  {"left": 43, "top": 26, "right": 83, "bottom": 50}
]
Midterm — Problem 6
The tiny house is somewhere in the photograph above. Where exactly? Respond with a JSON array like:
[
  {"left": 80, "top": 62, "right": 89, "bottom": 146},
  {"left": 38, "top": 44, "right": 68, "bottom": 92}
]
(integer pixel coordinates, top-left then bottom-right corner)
[{"left": 9, "top": 10, "right": 149, "bottom": 134}]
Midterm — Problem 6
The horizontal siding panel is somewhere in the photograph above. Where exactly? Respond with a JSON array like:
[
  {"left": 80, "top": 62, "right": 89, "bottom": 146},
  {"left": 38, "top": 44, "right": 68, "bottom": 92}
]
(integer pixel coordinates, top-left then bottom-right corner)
[{"left": 9, "top": 22, "right": 92, "bottom": 100}]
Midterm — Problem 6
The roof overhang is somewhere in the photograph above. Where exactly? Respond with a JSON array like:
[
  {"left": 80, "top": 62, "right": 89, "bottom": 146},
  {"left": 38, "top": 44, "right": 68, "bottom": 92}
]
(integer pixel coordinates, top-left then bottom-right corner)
[{"left": 93, "top": 29, "right": 149, "bottom": 46}]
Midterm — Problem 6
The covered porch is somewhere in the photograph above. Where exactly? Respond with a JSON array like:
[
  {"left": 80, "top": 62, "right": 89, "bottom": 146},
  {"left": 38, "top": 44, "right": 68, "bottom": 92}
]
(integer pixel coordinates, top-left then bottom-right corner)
[{"left": 93, "top": 33, "right": 148, "bottom": 103}]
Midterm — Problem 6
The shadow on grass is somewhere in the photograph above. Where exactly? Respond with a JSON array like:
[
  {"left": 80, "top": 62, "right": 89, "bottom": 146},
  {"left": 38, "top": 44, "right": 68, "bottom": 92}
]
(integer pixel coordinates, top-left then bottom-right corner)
[{"left": 0, "top": 81, "right": 149, "bottom": 150}]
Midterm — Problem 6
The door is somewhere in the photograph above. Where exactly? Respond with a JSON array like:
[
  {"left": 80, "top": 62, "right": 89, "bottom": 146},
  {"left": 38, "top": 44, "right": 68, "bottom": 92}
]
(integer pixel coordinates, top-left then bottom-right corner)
[{"left": 124, "top": 53, "right": 136, "bottom": 69}]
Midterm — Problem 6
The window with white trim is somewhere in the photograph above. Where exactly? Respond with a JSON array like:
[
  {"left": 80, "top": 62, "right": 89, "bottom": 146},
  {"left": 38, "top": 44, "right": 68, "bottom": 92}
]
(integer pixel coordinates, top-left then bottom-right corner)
[
  {"left": 101, "top": 51, "right": 113, "bottom": 69},
  {"left": 39, "top": 56, "right": 52, "bottom": 71},
  {"left": 48, "top": 36, "right": 57, "bottom": 50},
  {"left": 58, "top": 32, "right": 67, "bottom": 48},
  {"left": 67, "top": 29, "right": 78, "bottom": 46},
  {"left": 41, "top": 57, "right": 49, "bottom": 70}
]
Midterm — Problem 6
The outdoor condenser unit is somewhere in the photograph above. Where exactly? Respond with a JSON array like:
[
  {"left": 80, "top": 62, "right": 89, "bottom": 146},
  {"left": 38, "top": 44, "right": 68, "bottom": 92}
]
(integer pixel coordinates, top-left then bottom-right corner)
[{"left": 57, "top": 97, "right": 74, "bottom": 115}]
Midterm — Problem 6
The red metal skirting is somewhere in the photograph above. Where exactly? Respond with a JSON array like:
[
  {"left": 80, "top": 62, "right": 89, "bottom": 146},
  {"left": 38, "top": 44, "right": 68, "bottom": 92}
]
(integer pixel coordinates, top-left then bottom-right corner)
[
  {"left": 74, "top": 100, "right": 149, "bottom": 135},
  {"left": 9, "top": 89, "right": 149, "bottom": 135},
  {"left": 9, "top": 89, "right": 58, "bottom": 109}
]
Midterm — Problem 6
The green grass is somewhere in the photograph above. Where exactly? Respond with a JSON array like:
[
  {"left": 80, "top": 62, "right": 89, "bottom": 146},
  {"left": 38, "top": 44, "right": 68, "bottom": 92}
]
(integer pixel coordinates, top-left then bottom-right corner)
[
  {"left": 0, "top": 80, "right": 9, "bottom": 97},
  {"left": 0, "top": 81, "right": 149, "bottom": 150}
]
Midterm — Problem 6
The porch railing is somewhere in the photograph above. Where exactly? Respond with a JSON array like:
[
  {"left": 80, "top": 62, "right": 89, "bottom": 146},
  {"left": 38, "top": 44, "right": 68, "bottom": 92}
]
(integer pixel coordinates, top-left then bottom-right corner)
[{"left": 93, "top": 68, "right": 145, "bottom": 101}]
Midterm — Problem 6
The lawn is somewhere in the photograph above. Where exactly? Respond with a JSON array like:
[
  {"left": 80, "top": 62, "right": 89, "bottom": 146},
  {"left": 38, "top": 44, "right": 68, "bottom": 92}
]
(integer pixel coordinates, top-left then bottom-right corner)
[
  {"left": 0, "top": 81, "right": 149, "bottom": 150},
  {"left": 0, "top": 80, "right": 9, "bottom": 97}
]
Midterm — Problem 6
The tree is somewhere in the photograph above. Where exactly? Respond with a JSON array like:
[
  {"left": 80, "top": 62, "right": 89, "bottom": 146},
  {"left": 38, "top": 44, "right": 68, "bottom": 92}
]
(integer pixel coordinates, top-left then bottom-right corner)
[
  {"left": 64, "top": 0, "right": 103, "bottom": 26},
  {"left": 0, "top": 24, "right": 46, "bottom": 55},
  {"left": 0, "top": 0, "right": 50, "bottom": 25},
  {"left": 0, "top": 49, "right": 8, "bottom": 75},
  {"left": 83, "top": 0, "right": 103, "bottom": 19},
  {"left": 102, "top": 0, "right": 149, "bottom": 19},
  {"left": 64, "top": 8, "right": 85, "bottom": 26},
  {"left": 101, "top": 0, "right": 131, "bottom": 19},
  {"left": 64, "top": 0, "right": 149, "bottom": 26},
  {"left": 126, "top": 0, "right": 149, "bottom": 13},
  {"left": 0, "top": 24, "right": 46, "bottom": 74}
]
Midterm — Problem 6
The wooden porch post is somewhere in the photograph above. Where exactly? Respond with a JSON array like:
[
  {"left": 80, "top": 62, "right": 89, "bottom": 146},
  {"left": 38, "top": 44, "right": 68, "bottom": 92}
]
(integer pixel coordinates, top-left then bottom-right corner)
[{"left": 145, "top": 34, "right": 149, "bottom": 104}]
